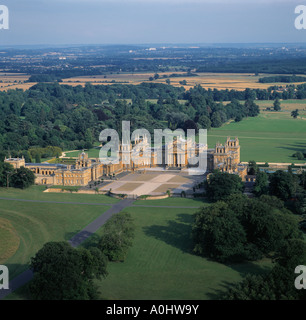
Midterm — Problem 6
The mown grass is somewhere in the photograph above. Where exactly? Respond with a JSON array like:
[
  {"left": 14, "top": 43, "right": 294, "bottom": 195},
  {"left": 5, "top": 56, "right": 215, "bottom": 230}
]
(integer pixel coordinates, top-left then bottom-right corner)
[
  {"left": 0, "top": 185, "right": 118, "bottom": 204},
  {"left": 90, "top": 205, "right": 272, "bottom": 300},
  {"left": 0, "top": 198, "right": 109, "bottom": 280},
  {"left": 133, "top": 197, "right": 205, "bottom": 207},
  {"left": 0, "top": 218, "right": 20, "bottom": 264},
  {"left": 207, "top": 112, "right": 306, "bottom": 163}
]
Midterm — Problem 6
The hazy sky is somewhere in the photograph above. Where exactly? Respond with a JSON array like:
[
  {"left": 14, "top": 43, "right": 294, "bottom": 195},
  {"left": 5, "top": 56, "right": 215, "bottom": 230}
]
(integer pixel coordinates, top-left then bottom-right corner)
[{"left": 0, "top": 0, "right": 306, "bottom": 45}]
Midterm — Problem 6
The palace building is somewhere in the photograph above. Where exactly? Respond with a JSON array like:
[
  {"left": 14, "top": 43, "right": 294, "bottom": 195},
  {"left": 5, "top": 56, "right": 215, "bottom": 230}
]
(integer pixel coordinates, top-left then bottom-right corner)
[{"left": 4, "top": 137, "right": 248, "bottom": 186}]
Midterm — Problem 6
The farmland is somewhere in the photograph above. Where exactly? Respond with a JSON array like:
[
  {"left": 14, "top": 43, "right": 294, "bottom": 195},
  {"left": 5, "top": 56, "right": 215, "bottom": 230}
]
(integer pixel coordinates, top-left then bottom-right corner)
[
  {"left": 2, "top": 70, "right": 306, "bottom": 93},
  {"left": 61, "top": 72, "right": 306, "bottom": 91},
  {"left": 0, "top": 72, "right": 33, "bottom": 92}
]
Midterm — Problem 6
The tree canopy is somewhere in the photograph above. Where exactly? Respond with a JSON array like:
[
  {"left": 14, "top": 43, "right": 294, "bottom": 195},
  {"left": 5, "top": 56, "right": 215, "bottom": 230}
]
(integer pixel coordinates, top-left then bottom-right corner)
[{"left": 29, "top": 241, "right": 108, "bottom": 300}]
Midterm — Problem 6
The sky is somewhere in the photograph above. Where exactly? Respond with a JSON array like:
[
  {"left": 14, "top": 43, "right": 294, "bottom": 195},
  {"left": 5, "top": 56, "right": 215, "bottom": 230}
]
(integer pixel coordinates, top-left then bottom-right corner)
[{"left": 0, "top": 0, "right": 306, "bottom": 46}]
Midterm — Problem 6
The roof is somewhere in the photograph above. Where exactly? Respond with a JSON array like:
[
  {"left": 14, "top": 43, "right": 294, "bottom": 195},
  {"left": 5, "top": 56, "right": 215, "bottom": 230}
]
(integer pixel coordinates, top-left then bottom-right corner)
[{"left": 26, "top": 163, "right": 67, "bottom": 168}]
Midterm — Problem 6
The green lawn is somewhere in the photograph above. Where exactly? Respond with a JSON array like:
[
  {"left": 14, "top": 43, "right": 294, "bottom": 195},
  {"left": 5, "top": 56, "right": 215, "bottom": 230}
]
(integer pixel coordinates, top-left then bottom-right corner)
[
  {"left": 0, "top": 185, "right": 118, "bottom": 204},
  {"left": 0, "top": 199, "right": 109, "bottom": 279},
  {"left": 65, "top": 148, "right": 101, "bottom": 158},
  {"left": 90, "top": 205, "right": 272, "bottom": 300},
  {"left": 133, "top": 197, "right": 205, "bottom": 207},
  {"left": 208, "top": 112, "right": 306, "bottom": 163}
]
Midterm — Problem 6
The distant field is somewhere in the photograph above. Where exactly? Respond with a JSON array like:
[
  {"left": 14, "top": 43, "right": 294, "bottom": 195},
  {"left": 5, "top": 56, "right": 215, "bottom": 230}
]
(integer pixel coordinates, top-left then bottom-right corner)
[
  {"left": 62, "top": 72, "right": 306, "bottom": 91},
  {"left": 91, "top": 205, "right": 272, "bottom": 300},
  {"left": 207, "top": 111, "right": 306, "bottom": 163},
  {"left": 222, "top": 99, "right": 306, "bottom": 113},
  {"left": 2, "top": 71, "right": 306, "bottom": 92},
  {"left": 0, "top": 72, "right": 33, "bottom": 92},
  {"left": 255, "top": 99, "right": 306, "bottom": 112}
]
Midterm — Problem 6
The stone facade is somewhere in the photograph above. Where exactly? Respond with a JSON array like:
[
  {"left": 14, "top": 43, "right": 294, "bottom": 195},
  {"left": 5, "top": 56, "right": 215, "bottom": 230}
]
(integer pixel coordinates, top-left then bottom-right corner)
[
  {"left": 4, "top": 136, "right": 248, "bottom": 186},
  {"left": 207, "top": 137, "right": 248, "bottom": 181},
  {"left": 4, "top": 156, "right": 25, "bottom": 169}
]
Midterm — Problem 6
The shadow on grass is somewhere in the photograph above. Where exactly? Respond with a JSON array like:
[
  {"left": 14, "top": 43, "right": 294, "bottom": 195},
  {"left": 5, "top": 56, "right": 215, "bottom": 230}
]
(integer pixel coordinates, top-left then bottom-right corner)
[
  {"left": 142, "top": 213, "right": 195, "bottom": 254},
  {"left": 143, "top": 212, "right": 274, "bottom": 300},
  {"left": 205, "top": 261, "right": 273, "bottom": 300},
  {"left": 277, "top": 142, "right": 306, "bottom": 155}
]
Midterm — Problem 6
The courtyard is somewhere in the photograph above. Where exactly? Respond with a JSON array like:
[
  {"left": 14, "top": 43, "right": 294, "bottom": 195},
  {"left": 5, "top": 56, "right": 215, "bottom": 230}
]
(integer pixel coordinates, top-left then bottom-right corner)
[{"left": 99, "top": 170, "right": 204, "bottom": 197}]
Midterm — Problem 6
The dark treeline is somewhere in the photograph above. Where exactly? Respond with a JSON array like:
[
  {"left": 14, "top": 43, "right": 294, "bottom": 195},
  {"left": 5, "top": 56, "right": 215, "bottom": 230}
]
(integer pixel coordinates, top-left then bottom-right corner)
[{"left": 259, "top": 75, "right": 306, "bottom": 83}]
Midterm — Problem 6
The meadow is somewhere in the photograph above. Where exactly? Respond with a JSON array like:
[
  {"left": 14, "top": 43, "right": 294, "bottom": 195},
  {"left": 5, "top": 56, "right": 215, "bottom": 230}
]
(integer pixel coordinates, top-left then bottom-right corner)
[{"left": 207, "top": 111, "right": 306, "bottom": 163}]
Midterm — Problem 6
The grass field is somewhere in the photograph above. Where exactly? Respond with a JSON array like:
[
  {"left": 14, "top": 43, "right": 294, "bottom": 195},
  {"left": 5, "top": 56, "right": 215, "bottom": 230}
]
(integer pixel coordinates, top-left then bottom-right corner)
[
  {"left": 133, "top": 197, "right": 204, "bottom": 207},
  {"left": 0, "top": 187, "right": 113, "bottom": 279},
  {"left": 0, "top": 185, "right": 118, "bottom": 204},
  {"left": 64, "top": 148, "right": 101, "bottom": 158},
  {"left": 89, "top": 205, "right": 272, "bottom": 300},
  {"left": 208, "top": 111, "right": 306, "bottom": 163},
  {"left": 0, "top": 218, "right": 20, "bottom": 264}
]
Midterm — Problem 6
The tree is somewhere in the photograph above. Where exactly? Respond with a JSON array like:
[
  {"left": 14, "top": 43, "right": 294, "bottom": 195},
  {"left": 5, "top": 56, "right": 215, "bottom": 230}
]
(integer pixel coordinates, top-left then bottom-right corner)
[
  {"left": 35, "top": 153, "right": 41, "bottom": 163},
  {"left": 210, "top": 112, "right": 222, "bottom": 128},
  {"left": 253, "top": 171, "right": 269, "bottom": 196},
  {"left": 269, "top": 170, "right": 298, "bottom": 201},
  {"left": 192, "top": 202, "right": 247, "bottom": 262},
  {"left": 29, "top": 242, "right": 108, "bottom": 300},
  {"left": 183, "top": 119, "right": 198, "bottom": 133},
  {"left": 197, "top": 115, "right": 211, "bottom": 129},
  {"left": 0, "top": 162, "right": 14, "bottom": 187},
  {"left": 153, "top": 73, "right": 160, "bottom": 80},
  {"left": 223, "top": 239, "right": 306, "bottom": 300},
  {"left": 293, "top": 151, "right": 304, "bottom": 160},
  {"left": 244, "top": 99, "right": 260, "bottom": 117},
  {"left": 205, "top": 171, "right": 243, "bottom": 202},
  {"left": 248, "top": 160, "right": 259, "bottom": 175},
  {"left": 291, "top": 109, "right": 299, "bottom": 119},
  {"left": 192, "top": 195, "right": 302, "bottom": 264},
  {"left": 10, "top": 167, "right": 35, "bottom": 189},
  {"left": 98, "top": 212, "right": 135, "bottom": 262},
  {"left": 273, "top": 98, "right": 281, "bottom": 111}
]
